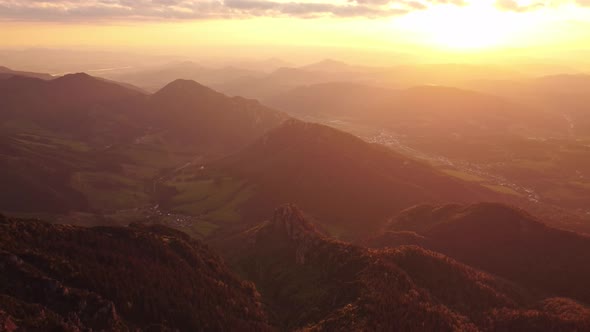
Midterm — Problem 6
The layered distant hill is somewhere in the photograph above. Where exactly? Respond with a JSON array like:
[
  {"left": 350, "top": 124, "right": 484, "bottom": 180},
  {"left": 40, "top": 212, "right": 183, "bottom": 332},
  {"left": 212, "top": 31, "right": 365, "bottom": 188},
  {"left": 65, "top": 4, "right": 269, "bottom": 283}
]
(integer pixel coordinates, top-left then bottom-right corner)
[
  {"left": 461, "top": 74, "right": 590, "bottom": 137},
  {"left": 214, "top": 66, "right": 374, "bottom": 101},
  {"left": 0, "top": 66, "right": 54, "bottom": 80},
  {"left": 212, "top": 204, "right": 590, "bottom": 331},
  {"left": 100, "top": 61, "right": 266, "bottom": 92},
  {"left": 266, "top": 82, "right": 569, "bottom": 138},
  {"left": 367, "top": 202, "right": 590, "bottom": 304},
  {"left": 213, "top": 61, "right": 526, "bottom": 101},
  {"left": 0, "top": 214, "right": 270, "bottom": 331}
]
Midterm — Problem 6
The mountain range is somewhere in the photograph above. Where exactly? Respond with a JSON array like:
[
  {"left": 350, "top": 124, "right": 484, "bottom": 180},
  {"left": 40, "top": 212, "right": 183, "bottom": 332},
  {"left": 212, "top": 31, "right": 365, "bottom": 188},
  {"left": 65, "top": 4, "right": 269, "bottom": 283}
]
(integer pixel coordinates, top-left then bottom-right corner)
[
  {"left": 266, "top": 82, "right": 569, "bottom": 138},
  {"left": 212, "top": 204, "right": 590, "bottom": 331},
  {"left": 2, "top": 65, "right": 590, "bottom": 331},
  {"left": 0, "top": 73, "right": 286, "bottom": 216},
  {"left": 4, "top": 205, "right": 590, "bottom": 331}
]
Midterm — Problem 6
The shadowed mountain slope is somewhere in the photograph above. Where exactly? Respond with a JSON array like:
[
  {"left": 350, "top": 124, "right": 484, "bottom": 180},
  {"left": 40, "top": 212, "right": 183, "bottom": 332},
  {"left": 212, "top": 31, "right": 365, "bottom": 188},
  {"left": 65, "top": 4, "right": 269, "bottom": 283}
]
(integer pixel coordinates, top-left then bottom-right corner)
[
  {"left": 0, "top": 214, "right": 271, "bottom": 331},
  {"left": 149, "top": 79, "right": 287, "bottom": 153},
  {"left": 214, "top": 204, "right": 590, "bottom": 331},
  {"left": 202, "top": 119, "right": 508, "bottom": 236},
  {"left": 0, "top": 74, "right": 147, "bottom": 145},
  {"left": 367, "top": 202, "right": 590, "bottom": 305},
  {"left": 0, "top": 74, "right": 287, "bottom": 215}
]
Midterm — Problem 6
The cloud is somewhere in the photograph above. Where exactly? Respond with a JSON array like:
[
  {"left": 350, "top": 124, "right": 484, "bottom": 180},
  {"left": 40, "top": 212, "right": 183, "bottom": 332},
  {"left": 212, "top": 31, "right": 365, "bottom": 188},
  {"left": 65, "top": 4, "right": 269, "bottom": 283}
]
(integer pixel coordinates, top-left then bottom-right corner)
[
  {"left": 0, "top": 0, "right": 466, "bottom": 21},
  {"left": 223, "top": 0, "right": 414, "bottom": 18},
  {"left": 6, "top": 0, "right": 586, "bottom": 21},
  {"left": 0, "top": 1, "right": 229, "bottom": 20},
  {"left": 495, "top": 0, "right": 547, "bottom": 12}
]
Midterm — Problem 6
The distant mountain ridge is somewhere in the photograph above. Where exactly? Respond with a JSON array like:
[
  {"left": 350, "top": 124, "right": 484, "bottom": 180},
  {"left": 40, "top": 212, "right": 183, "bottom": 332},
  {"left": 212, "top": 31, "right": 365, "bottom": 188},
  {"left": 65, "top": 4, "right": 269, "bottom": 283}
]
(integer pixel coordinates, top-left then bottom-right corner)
[
  {"left": 367, "top": 202, "right": 590, "bottom": 304},
  {"left": 266, "top": 82, "right": 569, "bottom": 137},
  {"left": 100, "top": 61, "right": 264, "bottom": 92},
  {"left": 0, "top": 66, "right": 54, "bottom": 80}
]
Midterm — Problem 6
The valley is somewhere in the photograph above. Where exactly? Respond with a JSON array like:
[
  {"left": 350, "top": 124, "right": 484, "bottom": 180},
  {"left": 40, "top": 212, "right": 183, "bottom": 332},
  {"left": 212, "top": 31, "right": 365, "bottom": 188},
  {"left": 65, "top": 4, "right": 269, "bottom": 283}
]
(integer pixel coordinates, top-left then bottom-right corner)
[{"left": 1, "top": 63, "right": 590, "bottom": 331}]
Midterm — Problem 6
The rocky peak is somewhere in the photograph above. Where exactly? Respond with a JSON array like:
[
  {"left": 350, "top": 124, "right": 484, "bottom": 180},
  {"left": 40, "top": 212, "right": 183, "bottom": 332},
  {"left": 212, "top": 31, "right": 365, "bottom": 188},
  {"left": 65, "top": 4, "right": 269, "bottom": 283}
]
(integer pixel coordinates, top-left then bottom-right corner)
[
  {"left": 270, "top": 204, "right": 321, "bottom": 242},
  {"left": 267, "top": 204, "right": 324, "bottom": 265}
]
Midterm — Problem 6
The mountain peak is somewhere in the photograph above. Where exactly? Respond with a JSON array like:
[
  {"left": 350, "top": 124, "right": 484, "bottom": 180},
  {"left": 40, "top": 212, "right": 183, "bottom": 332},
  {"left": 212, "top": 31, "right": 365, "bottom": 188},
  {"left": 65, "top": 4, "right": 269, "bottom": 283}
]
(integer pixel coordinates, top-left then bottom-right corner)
[
  {"left": 162, "top": 78, "right": 208, "bottom": 90},
  {"left": 270, "top": 204, "right": 321, "bottom": 242},
  {"left": 303, "top": 59, "right": 350, "bottom": 71},
  {"left": 155, "top": 79, "right": 220, "bottom": 98},
  {"left": 44, "top": 72, "right": 142, "bottom": 102},
  {"left": 54, "top": 72, "right": 94, "bottom": 82},
  {"left": 318, "top": 58, "right": 345, "bottom": 65}
]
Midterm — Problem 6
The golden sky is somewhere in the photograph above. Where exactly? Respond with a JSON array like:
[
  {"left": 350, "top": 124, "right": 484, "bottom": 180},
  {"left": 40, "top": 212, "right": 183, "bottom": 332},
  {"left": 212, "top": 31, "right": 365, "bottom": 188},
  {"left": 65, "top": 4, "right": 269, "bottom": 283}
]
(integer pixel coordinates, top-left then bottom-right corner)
[{"left": 1, "top": 0, "right": 589, "bottom": 64}]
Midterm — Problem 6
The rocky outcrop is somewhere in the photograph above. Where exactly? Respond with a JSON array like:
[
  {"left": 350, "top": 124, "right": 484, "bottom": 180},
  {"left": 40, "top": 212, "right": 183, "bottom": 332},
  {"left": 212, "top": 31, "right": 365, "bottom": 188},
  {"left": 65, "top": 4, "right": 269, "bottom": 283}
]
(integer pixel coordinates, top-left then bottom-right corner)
[{"left": 262, "top": 204, "right": 325, "bottom": 265}]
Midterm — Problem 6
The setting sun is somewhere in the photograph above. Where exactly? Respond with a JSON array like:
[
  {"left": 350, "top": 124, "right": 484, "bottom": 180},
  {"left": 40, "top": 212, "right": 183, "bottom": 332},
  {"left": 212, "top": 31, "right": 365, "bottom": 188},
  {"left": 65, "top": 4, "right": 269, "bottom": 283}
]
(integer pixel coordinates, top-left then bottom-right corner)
[{"left": 396, "top": 0, "right": 545, "bottom": 50}]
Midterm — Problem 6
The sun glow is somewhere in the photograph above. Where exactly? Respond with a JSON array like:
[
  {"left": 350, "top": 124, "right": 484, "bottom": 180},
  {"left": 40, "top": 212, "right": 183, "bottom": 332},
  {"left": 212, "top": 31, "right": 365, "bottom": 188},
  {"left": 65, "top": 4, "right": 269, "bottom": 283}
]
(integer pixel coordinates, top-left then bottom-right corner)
[{"left": 397, "top": 0, "right": 544, "bottom": 50}]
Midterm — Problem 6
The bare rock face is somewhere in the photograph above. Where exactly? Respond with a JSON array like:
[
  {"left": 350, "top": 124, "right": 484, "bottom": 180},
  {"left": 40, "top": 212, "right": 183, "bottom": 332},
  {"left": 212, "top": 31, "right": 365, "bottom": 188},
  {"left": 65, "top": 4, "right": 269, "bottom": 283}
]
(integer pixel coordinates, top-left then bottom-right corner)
[
  {"left": 269, "top": 204, "right": 324, "bottom": 265},
  {"left": 271, "top": 204, "right": 320, "bottom": 241}
]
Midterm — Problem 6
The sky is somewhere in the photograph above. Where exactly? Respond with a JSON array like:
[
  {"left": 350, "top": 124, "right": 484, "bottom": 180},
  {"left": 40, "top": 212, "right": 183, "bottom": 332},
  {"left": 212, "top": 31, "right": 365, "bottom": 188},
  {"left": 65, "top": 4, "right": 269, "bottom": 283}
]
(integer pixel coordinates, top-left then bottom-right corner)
[{"left": 0, "top": 0, "right": 589, "bottom": 66}]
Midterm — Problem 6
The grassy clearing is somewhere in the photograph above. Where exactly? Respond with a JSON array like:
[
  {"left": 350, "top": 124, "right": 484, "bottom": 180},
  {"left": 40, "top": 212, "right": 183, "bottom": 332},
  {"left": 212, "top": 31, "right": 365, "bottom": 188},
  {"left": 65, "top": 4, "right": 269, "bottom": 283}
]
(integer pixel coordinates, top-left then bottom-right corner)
[
  {"left": 71, "top": 171, "right": 150, "bottom": 211},
  {"left": 190, "top": 221, "right": 220, "bottom": 237},
  {"left": 168, "top": 177, "right": 254, "bottom": 222},
  {"left": 121, "top": 163, "right": 160, "bottom": 179},
  {"left": 169, "top": 179, "right": 215, "bottom": 204},
  {"left": 114, "top": 142, "right": 195, "bottom": 169}
]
